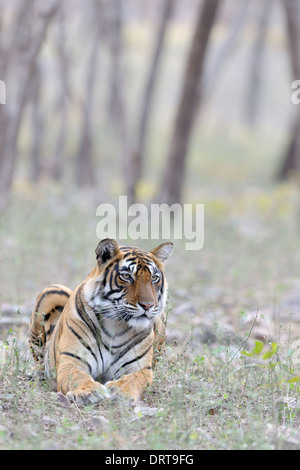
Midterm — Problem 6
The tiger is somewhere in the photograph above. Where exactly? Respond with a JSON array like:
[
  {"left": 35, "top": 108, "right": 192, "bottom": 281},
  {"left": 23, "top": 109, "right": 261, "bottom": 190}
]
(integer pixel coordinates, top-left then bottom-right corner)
[{"left": 29, "top": 238, "right": 173, "bottom": 405}]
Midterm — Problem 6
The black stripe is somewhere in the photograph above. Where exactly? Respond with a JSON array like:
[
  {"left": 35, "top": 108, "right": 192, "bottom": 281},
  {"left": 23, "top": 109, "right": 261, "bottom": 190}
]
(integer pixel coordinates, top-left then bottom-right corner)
[
  {"left": 99, "top": 322, "right": 113, "bottom": 338},
  {"left": 54, "top": 305, "right": 64, "bottom": 312},
  {"left": 60, "top": 351, "right": 92, "bottom": 374},
  {"left": 70, "top": 317, "right": 94, "bottom": 343},
  {"left": 110, "top": 264, "right": 120, "bottom": 291},
  {"left": 66, "top": 319, "right": 98, "bottom": 364},
  {"left": 123, "top": 251, "right": 152, "bottom": 262},
  {"left": 36, "top": 289, "right": 70, "bottom": 314},
  {"left": 52, "top": 322, "right": 60, "bottom": 367},
  {"left": 101, "top": 265, "right": 111, "bottom": 288},
  {"left": 101, "top": 257, "right": 122, "bottom": 285},
  {"left": 104, "top": 293, "right": 125, "bottom": 302},
  {"left": 44, "top": 305, "right": 64, "bottom": 323},
  {"left": 75, "top": 284, "right": 104, "bottom": 368},
  {"left": 101, "top": 340, "right": 111, "bottom": 352},
  {"left": 109, "top": 329, "right": 149, "bottom": 350},
  {"left": 46, "top": 324, "right": 55, "bottom": 337},
  {"left": 161, "top": 273, "right": 165, "bottom": 291},
  {"left": 114, "top": 342, "right": 153, "bottom": 376},
  {"left": 100, "top": 322, "right": 131, "bottom": 338},
  {"left": 75, "top": 284, "right": 98, "bottom": 337},
  {"left": 102, "top": 286, "right": 125, "bottom": 300},
  {"left": 30, "top": 338, "right": 43, "bottom": 346},
  {"left": 110, "top": 330, "right": 152, "bottom": 368},
  {"left": 98, "top": 342, "right": 104, "bottom": 369},
  {"left": 123, "top": 255, "right": 138, "bottom": 263}
]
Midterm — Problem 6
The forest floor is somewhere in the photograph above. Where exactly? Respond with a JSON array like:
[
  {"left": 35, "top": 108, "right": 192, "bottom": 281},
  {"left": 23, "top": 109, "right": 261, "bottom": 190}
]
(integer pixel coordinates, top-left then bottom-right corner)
[{"left": 0, "top": 179, "right": 300, "bottom": 450}]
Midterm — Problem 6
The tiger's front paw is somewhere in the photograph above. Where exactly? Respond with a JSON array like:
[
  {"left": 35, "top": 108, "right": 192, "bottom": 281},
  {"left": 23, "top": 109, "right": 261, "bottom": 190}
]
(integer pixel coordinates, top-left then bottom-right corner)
[
  {"left": 105, "top": 380, "right": 123, "bottom": 397},
  {"left": 105, "top": 380, "right": 137, "bottom": 404},
  {"left": 67, "top": 382, "right": 110, "bottom": 406}
]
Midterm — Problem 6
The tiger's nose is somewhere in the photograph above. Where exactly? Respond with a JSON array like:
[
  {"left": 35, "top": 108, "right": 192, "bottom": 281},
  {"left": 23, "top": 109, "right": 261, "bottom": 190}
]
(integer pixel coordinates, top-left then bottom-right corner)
[{"left": 138, "top": 302, "right": 154, "bottom": 311}]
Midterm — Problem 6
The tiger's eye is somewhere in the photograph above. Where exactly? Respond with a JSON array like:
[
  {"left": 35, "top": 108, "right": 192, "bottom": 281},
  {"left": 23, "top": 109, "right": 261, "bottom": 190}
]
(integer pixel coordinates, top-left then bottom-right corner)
[
  {"left": 120, "top": 272, "right": 132, "bottom": 282},
  {"left": 152, "top": 274, "right": 161, "bottom": 283}
]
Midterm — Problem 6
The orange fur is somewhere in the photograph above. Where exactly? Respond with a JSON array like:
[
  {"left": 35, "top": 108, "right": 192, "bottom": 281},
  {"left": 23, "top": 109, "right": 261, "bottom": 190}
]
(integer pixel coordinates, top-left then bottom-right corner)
[{"left": 29, "top": 239, "right": 173, "bottom": 405}]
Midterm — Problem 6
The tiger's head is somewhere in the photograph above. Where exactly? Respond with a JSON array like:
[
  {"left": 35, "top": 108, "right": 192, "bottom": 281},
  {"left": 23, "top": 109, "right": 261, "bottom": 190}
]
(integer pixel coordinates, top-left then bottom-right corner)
[{"left": 86, "top": 238, "right": 173, "bottom": 329}]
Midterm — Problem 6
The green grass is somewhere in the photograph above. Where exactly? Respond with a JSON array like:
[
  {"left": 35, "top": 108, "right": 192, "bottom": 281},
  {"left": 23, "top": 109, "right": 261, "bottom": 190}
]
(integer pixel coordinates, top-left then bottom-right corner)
[
  {"left": 0, "top": 314, "right": 299, "bottom": 450},
  {"left": 0, "top": 180, "right": 300, "bottom": 450},
  {"left": 0, "top": 11, "right": 299, "bottom": 449}
]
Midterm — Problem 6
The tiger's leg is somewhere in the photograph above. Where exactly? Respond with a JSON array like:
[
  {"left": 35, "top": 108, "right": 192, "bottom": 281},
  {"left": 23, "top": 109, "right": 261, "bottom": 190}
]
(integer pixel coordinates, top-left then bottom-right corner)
[
  {"left": 56, "top": 357, "right": 110, "bottom": 405},
  {"left": 105, "top": 367, "right": 153, "bottom": 403},
  {"left": 153, "top": 312, "right": 167, "bottom": 364},
  {"left": 105, "top": 338, "right": 155, "bottom": 403},
  {"left": 29, "top": 284, "right": 72, "bottom": 365},
  {"left": 104, "top": 319, "right": 166, "bottom": 403},
  {"left": 49, "top": 311, "right": 111, "bottom": 405}
]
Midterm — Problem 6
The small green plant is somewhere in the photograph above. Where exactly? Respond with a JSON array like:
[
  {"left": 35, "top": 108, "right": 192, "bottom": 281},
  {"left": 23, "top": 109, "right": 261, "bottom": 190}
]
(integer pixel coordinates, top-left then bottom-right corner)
[{"left": 241, "top": 340, "right": 278, "bottom": 361}]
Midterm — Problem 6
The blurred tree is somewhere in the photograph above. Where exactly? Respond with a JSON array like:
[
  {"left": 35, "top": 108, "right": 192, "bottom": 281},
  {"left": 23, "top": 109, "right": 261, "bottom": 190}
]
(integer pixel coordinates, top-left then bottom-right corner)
[
  {"left": 278, "top": 0, "right": 300, "bottom": 179},
  {"left": 0, "top": 0, "right": 34, "bottom": 198},
  {"left": 75, "top": 0, "right": 102, "bottom": 187},
  {"left": 104, "top": 0, "right": 130, "bottom": 188},
  {"left": 245, "top": 0, "right": 272, "bottom": 127},
  {"left": 158, "top": 0, "right": 221, "bottom": 205},
  {"left": 52, "top": 2, "right": 72, "bottom": 182},
  {"left": 106, "top": 0, "right": 124, "bottom": 124},
  {"left": 127, "top": 0, "right": 175, "bottom": 203},
  {"left": 29, "top": 63, "right": 44, "bottom": 183},
  {"left": 0, "top": 0, "right": 60, "bottom": 209},
  {"left": 203, "top": 0, "right": 249, "bottom": 97}
]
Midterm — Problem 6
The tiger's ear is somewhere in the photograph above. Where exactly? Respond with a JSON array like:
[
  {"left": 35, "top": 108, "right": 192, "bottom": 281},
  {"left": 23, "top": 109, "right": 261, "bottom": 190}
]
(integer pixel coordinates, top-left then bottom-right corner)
[
  {"left": 95, "top": 238, "right": 119, "bottom": 266},
  {"left": 150, "top": 242, "right": 173, "bottom": 263}
]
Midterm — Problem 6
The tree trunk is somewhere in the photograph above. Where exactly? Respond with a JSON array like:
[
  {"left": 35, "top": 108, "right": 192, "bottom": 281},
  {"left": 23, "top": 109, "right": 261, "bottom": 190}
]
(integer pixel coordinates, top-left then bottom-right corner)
[
  {"left": 104, "top": 0, "right": 131, "bottom": 195},
  {"left": 76, "top": 0, "right": 101, "bottom": 188},
  {"left": 278, "top": 116, "right": 300, "bottom": 178},
  {"left": 203, "top": 0, "right": 249, "bottom": 96},
  {"left": 278, "top": 0, "right": 300, "bottom": 179},
  {"left": 52, "top": 2, "right": 71, "bottom": 181},
  {"left": 245, "top": 0, "right": 272, "bottom": 127},
  {"left": 30, "top": 63, "right": 43, "bottom": 183},
  {"left": 127, "top": 0, "right": 175, "bottom": 203},
  {"left": 106, "top": 0, "right": 123, "bottom": 123},
  {"left": 157, "top": 0, "right": 220, "bottom": 205},
  {"left": 0, "top": 0, "right": 34, "bottom": 192},
  {"left": 0, "top": 1, "right": 60, "bottom": 209}
]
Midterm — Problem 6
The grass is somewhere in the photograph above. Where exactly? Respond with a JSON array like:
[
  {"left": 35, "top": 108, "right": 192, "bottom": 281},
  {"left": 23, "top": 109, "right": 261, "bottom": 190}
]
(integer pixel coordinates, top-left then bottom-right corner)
[
  {"left": 0, "top": 312, "right": 299, "bottom": 450},
  {"left": 0, "top": 177, "right": 300, "bottom": 450},
  {"left": 0, "top": 8, "right": 299, "bottom": 449}
]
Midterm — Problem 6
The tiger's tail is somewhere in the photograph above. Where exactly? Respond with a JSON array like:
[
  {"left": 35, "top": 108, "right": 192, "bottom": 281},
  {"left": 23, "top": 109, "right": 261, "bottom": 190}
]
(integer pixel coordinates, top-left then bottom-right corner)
[{"left": 29, "top": 284, "right": 72, "bottom": 365}]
